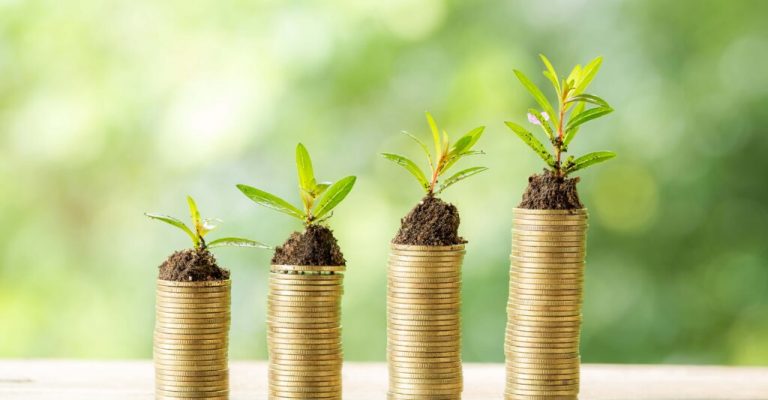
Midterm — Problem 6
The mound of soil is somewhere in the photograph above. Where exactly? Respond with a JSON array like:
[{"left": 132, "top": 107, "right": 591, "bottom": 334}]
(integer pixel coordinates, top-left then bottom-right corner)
[
  {"left": 519, "top": 169, "right": 583, "bottom": 210},
  {"left": 272, "top": 224, "right": 346, "bottom": 266},
  {"left": 158, "top": 249, "right": 230, "bottom": 281},
  {"left": 393, "top": 195, "right": 466, "bottom": 246}
]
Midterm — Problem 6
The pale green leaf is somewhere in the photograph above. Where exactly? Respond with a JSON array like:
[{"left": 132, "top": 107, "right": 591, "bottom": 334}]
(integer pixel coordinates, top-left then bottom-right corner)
[
  {"left": 236, "top": 184, "right": 305, "bottom": 220},
  {"left": 145, "top": 213, "right": 198, "bottom": 247},
  {"left": 504, "top": 121, "right": 556, "bottom": 167},
  {"left": 207, "top": 237, "right": 272, "bottom": 249},
  {"left": 401, "top": 131, "right": 433, "bottom": 168},
  {"left": 574, "top": 56, "right": 602, "bottom": 94},
  {"left": 382, "top": 153, "right": 429, "bottom": 191},
  {"left": 186, "top": 195, "right": 201, "bottom": 234},
  {"left": 566, "top": 64, "right": 582, "bottom": 89},
  {"left": 539, "top": 54, "right": 560, "bottom": 95},
  {"left": 443, "top": 126, "right": 485, "bottom": 173},
  {"left": 514, "top": 69, "right": 557, "bottom": 125},
  {"left": 313, "top": 176, "right": 356, "bottom": 219},
  {"left": 314, "top": 182, "right": 331, "bottom": 196},
  {"left": 565, "top": 151, "right": 616, "bottom": 174},
  {"left": 437, "top": 166, "right": 488, "bottom": 194},
  {"left": 295, "top": 143, "right": 316, "bottom": 193},
  {"left": 425, "top": 112, "right": 441, "bottom": 159},
  {"left": 565, "top": 106, "right": 613, "bottom": 132}
]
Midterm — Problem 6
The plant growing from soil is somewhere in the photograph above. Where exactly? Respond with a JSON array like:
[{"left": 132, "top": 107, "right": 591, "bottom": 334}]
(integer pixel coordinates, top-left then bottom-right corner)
[
  {"left": 506, "top": 55, "right": 616, "bottom": 209},
  {"left": 384, "top": 112, "right": 487, "bottom": 245},
  {"left": 146, "top": 196, "right": 269, "bottom": 281},
  {"left": 237, "top": 143, "right": 356, "bottom": 266}
]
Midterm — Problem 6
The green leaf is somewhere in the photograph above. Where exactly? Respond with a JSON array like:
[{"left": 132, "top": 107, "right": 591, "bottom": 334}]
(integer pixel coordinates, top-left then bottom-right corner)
[
  {"left": 315, "top": 182, "right": 331, "bottom": 196},
  {"left": 382, "top": 153, "right": 429, "bottom": 191},
  {"left": 504, "top": 121, "right": 556, "bottom": 167},
  {"left": 425, "top": 112, "right": 441, "bottom": 160},
  {"left": 443, "top": 126, "right": 485, "bottom": 173},
  {"left": 565, "top": 93, "right": 610, "bottom": 108},
  {"left": 565, "top": 106, "right": 613, "bottom": 133},
  {"left": 574, "top": 56, "right": 602, "bottom": 94},
  {"left": 207, "top": 237, "right": 272, "bottom": 249},
  {"left": 539, "top": 54, "right": 560, "bottom": 95},
  {"left": 186, "top": 195, "right": 201, "bottom": 233},
  {"left": 566, "top": 64, "right": 582, "bottom": 88},
  {"left": 528, "top": 109, "right": 554, "bottom": 142},
  {"left": 236, "top": 184, "right": 305, "bottom": 220},
  {"left": 437, "top": 166, "right": 488, "bottom": 194},
  {"left": 145, "top": 213, "right": 198, "bottom": 247},
  {"left": 313, "top": 176, "right": 356, "bottom": 219},
  {"left": 514, "top": 69, "right": 557, "bottom": 125},
  {"left": 295, "top": 143, "right": 316, "bottom": 193},
  {"left": 401, "top": 131, "right": 433, "bottom": 168},
  {"left": 563, "top": 100, "right": 586, "bottom": 148},
  {"left": 565, "top": 151, "right": 616, "bottom": 174}
]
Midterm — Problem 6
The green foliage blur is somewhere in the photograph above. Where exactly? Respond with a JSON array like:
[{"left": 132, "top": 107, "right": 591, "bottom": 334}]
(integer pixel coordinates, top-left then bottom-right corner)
[{"left": 1, "top": 0, "right": 767, "bottom": 365}]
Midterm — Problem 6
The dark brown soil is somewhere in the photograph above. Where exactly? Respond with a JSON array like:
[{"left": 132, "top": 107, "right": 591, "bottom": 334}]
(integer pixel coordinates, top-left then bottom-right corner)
[
  {"left": 393, "top": 195, "right": 466, "bottom": 246},
  {"left": 158, "top": 248, "right": 230, "bottom": 281},
  {"left": 271, "top": 224, "right": 346, "bottom": 266},
  {"left": 519, "top": 169, "right": 583, "bottom": 210}
]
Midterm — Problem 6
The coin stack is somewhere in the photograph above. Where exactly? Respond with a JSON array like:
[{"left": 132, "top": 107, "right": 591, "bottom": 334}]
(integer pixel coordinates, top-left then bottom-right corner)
[
  {"left": 387, "top": 243, "right": 465, "bottom": 400},
  {"left": 268, "top": 265, "right": 345, "bottom": 400},
  {"left": 505, "top": 208, "right": 588, "bottom": 400},
  {"left": 154, "top": 279, "right": 231, "bottom": 400}
]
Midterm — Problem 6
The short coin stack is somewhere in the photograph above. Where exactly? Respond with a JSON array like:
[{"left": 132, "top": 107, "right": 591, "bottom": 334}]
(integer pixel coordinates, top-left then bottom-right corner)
[
  {"left": 505, "top": 209, "right": 588, "bottom": 400},
  {"left": 268, "top": 265, "right": 345, "bottom": 400},
  {"left": 154, "top": 279, "right": 231, "bottom": 400},
  {"left": 387, "top": 243, "right": 465, "bottom": 400}
]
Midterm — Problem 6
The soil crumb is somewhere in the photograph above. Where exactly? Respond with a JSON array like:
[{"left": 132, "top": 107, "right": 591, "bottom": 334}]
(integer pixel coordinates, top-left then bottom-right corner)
[
  {"left": 519, "top": 169, "right": 583, "bottom": 210},
  {"left": 272, "top": 224, "right": 346, "bottom": 266},
  {"left": 393, "top": 195, "right": 466, "bottom": 246},
  {"left": 159, "top": 248, "right": 230, "bottom": 281}
]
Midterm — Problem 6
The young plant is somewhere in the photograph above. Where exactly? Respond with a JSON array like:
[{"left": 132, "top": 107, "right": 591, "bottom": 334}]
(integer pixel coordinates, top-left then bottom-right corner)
[
  {"left": 146, "top": 196, "right": 270, "bottom": 250},
  {"left": 237, "top": 143, "right": 356, "bottom": 225},
  {"left": 506, "top": 54, "right": 616, "bottom": 177},
  {"left": 382, "top": 112, "right": 487, "bottom": 195}
]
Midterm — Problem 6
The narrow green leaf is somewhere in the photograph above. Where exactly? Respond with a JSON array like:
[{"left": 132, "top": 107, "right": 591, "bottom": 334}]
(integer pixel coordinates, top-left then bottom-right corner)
[
  {"left": 145, "top": 213, "right": 198, "bottom": 247},
  {"left": 313, "top": 176, "right": 356, "bottom": 219},
  {"left": 514, "top": 69, "right": 557, "bottom": 125},
  {"left": 504, "top": 121, "right": 556, "bottom": 167},
  {"left": 425, "top": 112, "right": 441, "bottom": 160},
  {"left": 565, "top": 106, "right": 613, "bottom": 132},
  {"left": 207, "top": 237, "right": 272, "bottom": 249},
  {"left": 295, "top": 143, "right": 316, "bottom": 193},
  {"left": 437, "top": 166, "right": 488, "bottom": 194},
  {"left": 315, "top": 182, "right": 331, "bottom": 196},
  {"left": 563, "top": 100, "right": 586, "bottom": 148},
  {"left": 382, "top": 153, "right": 429, "bottom": 190},
  {"left": 186, "top": 196, "right": 201, "bottom": 234},
  {"left": 450, "top": 126, "right": 484, "bottom": 155},
  {"left": 236, "top": 184, "right": 305, "bottom": 220},
  {"left": 565, "top": 151, "right": 616, "bottom": 174},
  {"left": 528, "top": 109, "right": 554, "bottom": 142},
  {"left": 566, "top": 64, "right": 582, "bottom": 88},
  {"left": 401, "top": 131, "right": 433, "bottom": 168},
  {"left": 565, "top": 93, "right": 610, "bottom": 108},
  {"left": 574, "top": 56, "right": 602, "bottom": 94},
  {"left": 539, "top": 54, "right": 560, "bottom": 95}
]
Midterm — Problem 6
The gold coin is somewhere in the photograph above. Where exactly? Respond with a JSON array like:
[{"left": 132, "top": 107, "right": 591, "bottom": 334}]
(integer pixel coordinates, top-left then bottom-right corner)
[
  {"left": 156, "top": 290, "right": 230, "bottom": 298},
  {"left": 388, "top": 253, "right": 464, "bottom": 260},
  {"left": 155, "top": 297, "right": 231, "bottom": 305},
  {"left": 389, "top": 318, "right": 460, "bottom": 326},
  {"left": 505, "top": 345, "right": 579, "bottom": 354},
  {"left": 388, "top": 361, "right": 462, "bottom": 370},
  {"left": 387, "top": 335, "right": 460, "bottom": 343},
  {"left": 268, "top": 368, "right": 340, "bottom": 377},
  {"left": 154, "top": 352, "right": 226, "bottom": 361},
  {"left": 389, "top": 382, "right": 462, "bottom": 390},
  {"left": 388, "top": 265, "right": 461, "bottom": 272},
  {"left": 512, "top": 232, "right": 586, "bottom": 240},
  {"left": 387, "top": 309, "right": 459, "bottom": 317},
  {"left": 155, "top": 389, "right": 228, "bottom": 398},
  {"left": 268, "top": 293, "right": 341, "bottom": 301},
  {"left": 269, "top": 359, "right": 342, "bottom": 367},
  {"left": 513, "top": 217, "right": 587, "bottom": 225},
  {"left": 390, "top": 243, "right": 465, "bottom": 251},
  {"left": 270, "top": 276, "right": 342, "bottom": 283},
  {"left": 269, "top": 338, "right": 341, "bottom": 346},
  {"left": 269, "top": 284, "right": 343, "bottom": 292},
  {"left": 388, "top": 282, "right": 461, "bottom": 290},
  {"left": 270, "top": 264, "right": 345, "bottom": 273},
  {"left": 268, "top": 325, "right": 340, "bottom": 333},
  {"left": 155, "top": 311, "right": 230, "bottom": 319},
  {"left": 268, "top": 331, "right": 340, "bottom": 339},
  {"left": 387, "top": 275, "right": 461, "bottom": 283},
  {"left": 509, "top": 275, "right": 584, "bottom": 284},
  {"left": 388, "top": 273, "right": 461, "bottom": 281},
  {"left": 153, "top": 344, "right": 227, "bottom": 352},
  {"left": 389, "top": 350, "right": 460, "bottom": 358},
  {"left": 388, "top": 292, "right": 460, "bottom": 299},
  {"left": 509, "top": 273, "right": 583, "bottom": 281},
  {"left": 153, "top": 332, "right": 228, "bottom": 340},
  {"left": 157, "top": 279, "right": 230, "bottom": 287},
  {"left": 389, "top": 313, "right": 459, "bottom": 321}
]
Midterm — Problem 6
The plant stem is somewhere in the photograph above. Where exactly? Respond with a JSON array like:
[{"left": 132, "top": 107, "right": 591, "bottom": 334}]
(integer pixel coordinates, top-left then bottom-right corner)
[{"left": 555, "top": 88, "right": 569, "bottom": 177}]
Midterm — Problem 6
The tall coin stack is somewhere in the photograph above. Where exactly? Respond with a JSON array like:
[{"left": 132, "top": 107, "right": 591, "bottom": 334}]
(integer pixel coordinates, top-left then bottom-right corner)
[
  {"left": 505, "top": 208, "right": 588, "bottom": 400},
  {"left": 387, "top": 243, "right": 465, "bottom": 400},
  {"left": 154, "top": 279, "right": 231, "bottom": 400},
  {"left": 268, "top": 265, "right": 345, "bottom": 400}
]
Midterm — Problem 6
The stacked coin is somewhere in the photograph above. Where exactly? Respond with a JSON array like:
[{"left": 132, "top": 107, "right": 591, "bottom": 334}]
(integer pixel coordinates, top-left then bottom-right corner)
[
  {"left": 155, "top": 279, "right": 231, "bottom": 400},
  {"left": 387, "top": 243, "right": 465, "bottom": 400},
  {"left": 505, "top": 209, "right": 588, "bottom": 400},
  {"left": 268, "top": 265, "right": 345, "bottom": 400}
]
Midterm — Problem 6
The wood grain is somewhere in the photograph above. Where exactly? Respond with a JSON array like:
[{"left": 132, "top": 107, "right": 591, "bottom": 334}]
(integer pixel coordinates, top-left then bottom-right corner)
[{"left": 0, "top": 361, "right": 767, "bottom": 399}]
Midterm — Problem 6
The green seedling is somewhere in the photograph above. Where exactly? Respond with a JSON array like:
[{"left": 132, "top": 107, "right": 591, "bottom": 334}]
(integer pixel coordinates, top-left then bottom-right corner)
[
  {"left": 383, "top": 112, "right": 487, "bottom": 195},
  {"left": 506, "top": 54, "right": 616, "bottom": 177},
  {"left": 146, "top": 196, "right": 270, "bottom": 250},
  {"left": 237, "top": 143, "right": 356, "bottom": 225}
]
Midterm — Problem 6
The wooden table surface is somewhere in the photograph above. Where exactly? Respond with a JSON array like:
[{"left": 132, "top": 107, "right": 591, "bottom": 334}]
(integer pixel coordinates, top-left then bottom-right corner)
[{"left": 1, "top": 361, "right": 767, "bottom": 399}]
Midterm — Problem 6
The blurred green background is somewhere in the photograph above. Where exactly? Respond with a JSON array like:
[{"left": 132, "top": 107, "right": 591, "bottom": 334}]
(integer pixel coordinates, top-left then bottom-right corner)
[{"left": 1, "top": 0, "right": 767, "bottom": 365}]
